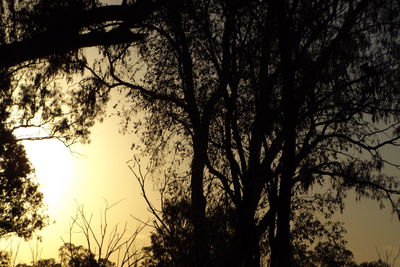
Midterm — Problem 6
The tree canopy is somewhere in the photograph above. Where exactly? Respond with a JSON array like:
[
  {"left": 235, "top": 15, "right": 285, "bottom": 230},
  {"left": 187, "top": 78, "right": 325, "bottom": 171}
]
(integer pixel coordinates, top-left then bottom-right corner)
[
  {"left": 1, "top": 0, "right": 400, "bottom": 266},
  {"left": 0, "top": 0, "right": 166, "bottom": 239},
  {"left": 95, "top": 0, "right": 400, "bottom": 266},
  {"left": 0, "top": 124, "right": 46, "bottom": 239}
]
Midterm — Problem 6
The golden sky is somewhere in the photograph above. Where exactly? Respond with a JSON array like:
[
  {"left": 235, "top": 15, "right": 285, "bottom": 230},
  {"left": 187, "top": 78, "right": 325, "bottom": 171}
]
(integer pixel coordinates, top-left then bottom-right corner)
[
  {"left": 3, "top": 95, "right": 158, "bottom": 264},
  {"left": 2, "top": 93, "right": 397, "bottom": 265},
  {"left": 1, "top": 0, "right": 399, "bottom": 265}
]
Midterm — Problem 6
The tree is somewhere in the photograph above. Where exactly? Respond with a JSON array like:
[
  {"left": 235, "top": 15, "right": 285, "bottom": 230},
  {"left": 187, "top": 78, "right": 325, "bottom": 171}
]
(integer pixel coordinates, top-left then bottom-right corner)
[
  {"left": 287, "top": 192, "right": 357, "bottom": 267},
  {"left": 0, "top": 0, "right": 165, "bottom": 240},
  {"left": 3, "top": 0, "right": 400, "bottom": 266},
  {"left": 141, "top": 198, "right": 235, "bottom": 267},
  {"left": 60, "top": 201, "right": 144, "bottom": 267},
  {"left": 36, "top": 258, "right": 61, "bottom": 267},
  {"left": 141, "top": 199, "right": 193, "bottom": 267},
  {"left": 359, "top": 260, "right": 391, "bottom": 267},
  {"left": 94, "top": 0, "right": 400, "bottom": 266},
  {"left": 0, "top": 0, "right": 168, "bottom": 68},
  {"left": 0, "top": 124, "right": 47, "bottom": 239},
  {"left": 0, "top": 0, "right": 169, "bottom": 146},
  {"left": 59, "top": 243, "right": 98, "bottom": 267},
  {"left": 137, "top": 163, "right": 357, "bottom": 267}
]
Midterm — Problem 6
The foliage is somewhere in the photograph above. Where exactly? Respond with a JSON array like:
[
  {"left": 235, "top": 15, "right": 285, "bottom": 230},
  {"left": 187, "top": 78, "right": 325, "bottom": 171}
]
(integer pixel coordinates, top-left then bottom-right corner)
[
  {"left": 98, "top": 0, "right": 400, "bottom": 265},
  {"left": 0, "top": 251, "right": 10, "bottom": 267},
  {"left": 0, "top": 0, "right": 109, "bottom": 146},
  {"left": 0, "top": 0, "right": 132, "bottom": 239},
  {"left": 36, "top": 258, "right": 60, "bottom": 267},
  {"left": 286, "top": 192, "right": 356, "bottom": 266},
  {"left": 0, "top": 0, "right": 163, "bottom": 239},
  {"left": 0, "top": 124, "right": 47, "bottom": 239},
  {"left": 2, "top": 0, "right": 400, "bottom": 265},
  {"left": 59, "top": 243, "right": 99, "bottom": 267},
  {"left": 301, "top": 242, "right": 356, "bottom": 267},
  {"left": 141, "top": 199, "right": 193, "bottom": 267},
  {"left": 359, "top": 260, "right": 391, "bottom": 267},
  {"left": 141, "top": 197, "right": 235, "bottom": 267},
  {"left": 141, "top": 184, "right": 356, "bottom": 267}
]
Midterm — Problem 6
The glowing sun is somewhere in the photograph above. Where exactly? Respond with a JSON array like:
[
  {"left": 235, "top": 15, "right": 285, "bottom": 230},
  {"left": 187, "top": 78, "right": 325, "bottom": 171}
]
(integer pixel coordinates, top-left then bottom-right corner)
[{"left": 21, "top": 137, "right": 73, "bottom": 217}]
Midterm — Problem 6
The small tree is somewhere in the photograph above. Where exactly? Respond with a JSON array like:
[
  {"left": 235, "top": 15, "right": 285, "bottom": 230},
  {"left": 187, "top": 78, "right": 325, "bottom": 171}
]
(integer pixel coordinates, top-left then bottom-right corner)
[
  {"left": 61, "top": 201, "right": 144, "bottom": 267},
  {"left": 36, "top": 258, "right": 60, "bottom": 267},
  {"left": 59, "top": 243, "right": 98, "bottom": 267}
]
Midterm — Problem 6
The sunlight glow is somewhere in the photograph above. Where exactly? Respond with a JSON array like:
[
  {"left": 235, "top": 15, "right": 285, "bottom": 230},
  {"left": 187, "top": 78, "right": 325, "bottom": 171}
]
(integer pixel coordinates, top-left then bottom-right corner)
[{"left": 21, "top": 136, "right": 73, "bottom": 218}]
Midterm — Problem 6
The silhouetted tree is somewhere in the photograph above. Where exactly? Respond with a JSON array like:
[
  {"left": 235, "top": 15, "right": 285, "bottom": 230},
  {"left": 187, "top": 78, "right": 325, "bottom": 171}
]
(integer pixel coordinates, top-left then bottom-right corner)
[
  {"left": 359, "top": 260, "right": 391, "bottom": 267},
  {"left": 3, "top": 0, "right": 400, "bottom": 266},
  {"left": 96, "top": 0, "right": 400, "bottom": 266},
  {"left": 36, "top": 258, "right": 61, "bottom": 267},
  {"left": 141, "top": 199, "right": 193, "bottom": 267},
  {"left": 129, "top": 157, "right": 234, "bottom": 267},
  {"left": 141, "top": 198, "right": 235, "bottom": 267},
  {"left": 139, "top": 172, "right": 358, "bottom": 267},
  {"left": 59, "top": 243, "right": 98, "bottom": 267},
  {"left": 61, "top": 201, "right": 144, "bottom": 267},
  {"left": 0, "top": 125, "right": 47, "bottom": 238},
  {"left": 59, "top": 242, "right": 117, "bottom": 267},
  {"left": 286, "top": 193, "right": 357, "bottom": 267},
  {"left": 0, "top": 0, "right": 169, "bottom": 146},
  {"left": 0, "top": 0, "right": 166, "bottom": 68},
  {"left": 0, "top": 0, "right": 164, "bottom": 240}
]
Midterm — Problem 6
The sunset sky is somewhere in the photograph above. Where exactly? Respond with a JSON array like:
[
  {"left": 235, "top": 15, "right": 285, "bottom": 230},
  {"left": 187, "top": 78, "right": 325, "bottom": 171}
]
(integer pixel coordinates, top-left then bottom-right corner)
[
  {"left": 1, "top": 0, "right": 400, "bottom": 266},
  {"left": 2, "top": 92, "right": 158, "bottom": 264},
  {"left": 2, "top": 91, "right": 398, "bottom": 265}
]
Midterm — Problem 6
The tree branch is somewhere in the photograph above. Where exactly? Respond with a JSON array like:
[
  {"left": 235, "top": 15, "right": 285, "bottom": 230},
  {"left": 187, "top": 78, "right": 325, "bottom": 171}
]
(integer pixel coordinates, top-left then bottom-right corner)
[{"left": 0, "top": 0, "right": 171, "bottom": 68}]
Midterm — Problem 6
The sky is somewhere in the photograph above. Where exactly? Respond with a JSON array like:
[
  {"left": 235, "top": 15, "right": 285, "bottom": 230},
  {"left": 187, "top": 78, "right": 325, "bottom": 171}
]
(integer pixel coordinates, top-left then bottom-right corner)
[
  {"left": 1, "top": 93, "right": 159, "bottom": 265},
  {"left": 1, "top": 0, "right": 400, "bottom": 265},
  {"left": 1, "top": 92, "right": 398, "bottom": 265}
]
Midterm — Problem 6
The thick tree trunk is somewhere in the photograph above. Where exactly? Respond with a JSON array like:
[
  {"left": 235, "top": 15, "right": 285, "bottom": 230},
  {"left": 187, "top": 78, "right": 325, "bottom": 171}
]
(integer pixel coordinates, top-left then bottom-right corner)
[
  {"left": 270, "top": 83, "right": 296, "bottom": 266},
  {"left": 271, "top": 75, "right": 297, "bottom": 267},
  {"left": 271, "top": 133, "right": 295, "bottom": 267},
  {"left": 270, "top": 0, "right": 297, "bottom": 265},
  {"left": 191, "top": 135, "right": 208, "bottom": 267},
  {"left": 230, "top": 155, "right": 265, "bottom": 267},
  {"left": 234, "top": 203, "right": 261, "bottom": 267}
]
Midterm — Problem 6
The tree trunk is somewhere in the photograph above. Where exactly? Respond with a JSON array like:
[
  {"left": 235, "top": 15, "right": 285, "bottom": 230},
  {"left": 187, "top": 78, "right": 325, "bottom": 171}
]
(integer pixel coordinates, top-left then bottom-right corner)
[
  {"left": 230, "top": 172, "right": 263, "bottom": 267},
  {"left": 191, "top": 135, "right": 208, "bottom": 267},
  {"left": 271, "top": 138, "right": 295, "bottom": 267},
  {"left": 270, "top": 87, "right": 296, "bottom": 266},
  {"left": 270, "top": 75, "right": 297, "bottom": 267},
  {"left": 236, "top": 204, "right": 261, "bottom": 267},
  {"left": 270, "top": 0, "right": 297, "bottom": 265}
]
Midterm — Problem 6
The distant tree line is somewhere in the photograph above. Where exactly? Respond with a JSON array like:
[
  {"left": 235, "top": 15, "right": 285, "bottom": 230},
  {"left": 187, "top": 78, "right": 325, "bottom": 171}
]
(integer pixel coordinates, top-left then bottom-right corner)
[{"left": 0, "top": 200, "right": 398, "bottom": 267}]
